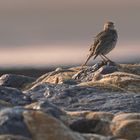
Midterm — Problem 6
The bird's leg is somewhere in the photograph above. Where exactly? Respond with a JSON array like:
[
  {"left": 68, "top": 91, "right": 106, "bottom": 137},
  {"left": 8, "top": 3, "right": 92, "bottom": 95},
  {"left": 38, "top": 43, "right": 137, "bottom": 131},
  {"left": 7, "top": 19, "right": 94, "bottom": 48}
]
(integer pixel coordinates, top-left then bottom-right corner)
[
  {"left": 100, "top": 54, "right": 107, "bottom": 63},
  {"left": 102, "top": 54, "right": 113, "bottom": 62},
  {"left": 102, "top": 54, "right": 116, "bottom": 66}
]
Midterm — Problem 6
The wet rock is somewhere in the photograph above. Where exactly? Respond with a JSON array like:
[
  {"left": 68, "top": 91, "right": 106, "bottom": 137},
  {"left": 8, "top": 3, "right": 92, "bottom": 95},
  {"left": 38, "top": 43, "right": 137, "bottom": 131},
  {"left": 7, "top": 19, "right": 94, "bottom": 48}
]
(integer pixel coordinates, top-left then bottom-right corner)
[
  {"left": 0, "top": 107, "right": 32, "bottom": 138},
  {"left": 0, "top": 135, "right": 32, "bottom": 140},
  {"left": 0, "top": 86, "right": 31, "bottom": 105},
  {"left": 23, "top": 110, "right": 85, "bottom": 140},
  {"left": 0, "top": 74, "right": 35, "bottom": 89}
]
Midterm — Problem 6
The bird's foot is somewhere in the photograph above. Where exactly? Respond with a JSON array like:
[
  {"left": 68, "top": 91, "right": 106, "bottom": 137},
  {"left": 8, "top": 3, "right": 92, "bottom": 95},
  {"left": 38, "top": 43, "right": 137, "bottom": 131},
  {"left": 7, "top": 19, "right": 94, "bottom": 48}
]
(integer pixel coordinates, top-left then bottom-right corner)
[{"left": 106, "top": 60, "right": 116, "bottom": 66}]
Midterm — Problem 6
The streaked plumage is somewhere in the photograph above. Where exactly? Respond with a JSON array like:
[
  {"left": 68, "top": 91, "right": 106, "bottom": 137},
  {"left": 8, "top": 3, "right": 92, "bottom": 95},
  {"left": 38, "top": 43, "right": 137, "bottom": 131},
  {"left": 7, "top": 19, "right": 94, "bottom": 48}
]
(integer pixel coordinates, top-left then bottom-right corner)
[{"left": 83, "top": 21, "right": 118, "bottom": 66}]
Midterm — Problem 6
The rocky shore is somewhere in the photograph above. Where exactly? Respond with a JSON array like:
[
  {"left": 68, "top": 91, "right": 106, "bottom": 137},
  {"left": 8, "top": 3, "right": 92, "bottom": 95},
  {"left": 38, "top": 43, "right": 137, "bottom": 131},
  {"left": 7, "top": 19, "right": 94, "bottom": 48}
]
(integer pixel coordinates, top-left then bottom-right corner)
[{"left": 0, "top": 63, "right": 140, "bottom": 140}]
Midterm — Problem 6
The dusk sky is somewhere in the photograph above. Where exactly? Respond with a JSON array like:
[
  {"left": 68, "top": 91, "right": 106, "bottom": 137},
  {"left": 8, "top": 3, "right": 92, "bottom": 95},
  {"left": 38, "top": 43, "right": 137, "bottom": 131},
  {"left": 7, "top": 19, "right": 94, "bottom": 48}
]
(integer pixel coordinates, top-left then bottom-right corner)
[{"left": 0, "top": 0, "right": 140, "bottom": 67}]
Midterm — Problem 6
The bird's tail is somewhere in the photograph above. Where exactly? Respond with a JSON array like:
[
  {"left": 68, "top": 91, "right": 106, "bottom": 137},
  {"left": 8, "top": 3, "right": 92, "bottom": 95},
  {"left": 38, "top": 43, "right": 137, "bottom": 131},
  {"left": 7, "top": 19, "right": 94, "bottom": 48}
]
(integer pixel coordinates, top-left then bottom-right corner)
[
  {"left": 93, "top": 54, "right": 98, "bottom": 60},
  {"left": 82, "top": 51, "right": 94, "bottom": 67}
]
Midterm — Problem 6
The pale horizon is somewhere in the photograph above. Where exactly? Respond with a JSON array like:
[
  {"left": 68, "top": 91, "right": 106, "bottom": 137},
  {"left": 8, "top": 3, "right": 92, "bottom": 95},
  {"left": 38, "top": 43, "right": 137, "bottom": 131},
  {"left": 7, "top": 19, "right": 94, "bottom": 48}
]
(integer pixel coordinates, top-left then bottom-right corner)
[
  {"left": 0, "top": 0, "right": 139, "bottom": 67},
  {"left": 0, "top": 43, "right": 139, "bottom": 68}
]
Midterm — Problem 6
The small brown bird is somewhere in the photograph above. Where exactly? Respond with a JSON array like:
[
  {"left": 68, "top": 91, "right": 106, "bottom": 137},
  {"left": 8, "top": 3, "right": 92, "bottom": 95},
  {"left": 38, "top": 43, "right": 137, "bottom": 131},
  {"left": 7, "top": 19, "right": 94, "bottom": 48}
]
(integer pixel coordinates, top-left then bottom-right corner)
[{"left": 82, "top": 21, "right": 118, "bottom": 66}]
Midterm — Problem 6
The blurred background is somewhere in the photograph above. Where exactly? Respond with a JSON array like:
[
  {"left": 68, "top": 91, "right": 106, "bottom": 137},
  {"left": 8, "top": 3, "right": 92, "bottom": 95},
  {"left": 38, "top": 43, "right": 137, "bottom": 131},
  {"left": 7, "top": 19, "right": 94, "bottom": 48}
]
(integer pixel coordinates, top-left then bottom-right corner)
[{"left": 0, "top": 0, "right": 140, "bottom": 76}]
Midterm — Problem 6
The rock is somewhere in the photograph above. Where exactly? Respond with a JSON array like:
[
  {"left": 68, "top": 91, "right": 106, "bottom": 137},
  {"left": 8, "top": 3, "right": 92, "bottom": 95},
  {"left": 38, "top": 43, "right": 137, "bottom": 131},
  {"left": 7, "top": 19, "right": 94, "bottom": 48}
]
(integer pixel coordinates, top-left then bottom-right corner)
[
  {"left": 82, "top": 133, "right": 127, "bottom": 140},
  {"left": 29, "top": 68, "right": 76, "bottom": 86},
  {"left": 23, "top": 110, "right": 85, "bottom": 140},
  {"left": 69, "top": 115, "right": 111, "bottom": 135},
  {"left": 110, "top": 113, "right": 140, "bottom": 139},
  {"left": 0, "top": 135, "right": 32, "bottom": 140},
  {"left": 72, "top": 61, "right": 118, "bottom": 81},
  {"left": 0, "top": 107, "right": 32, "bottom": 138},
  {"left": 24, "top": 83, "right": 69, "bottom": 101},
  {"left": 112, "top": 113, "right": 140, "bottom": 122},
  {"left": 0, "top": 86, "right": 31, "bottom": 105},
  {"left": 62, "top": 79, "right": 78, "bottom": 85},
  {"left": 25, "top": 83, "right": 140, "bottom": 113},
  {"left": 0, "top": 74, "right": 35, "bottom": 89},
  {"left": 95, "top": 65, "right": 118, "bottom": 75},
  {"left": 82, "top": 133, "right": 113, "bottom": 140},
  {"left": 79, "top": 71, "right": 140, "bottom": 93},
  {"left": 69, "top": 118, "right": 101, "bottom": 133},
  {"left": 111, "top": 120, "right": 140, "bottom": 139},
  {"left": 67, "top": 111, "right": 91, "bottom": 118},
  {"left": 25, "top": 99, "right": 67, "bottom": 121},
  {"left": 86, "top": 112, "right": 114, "bottom": 122},
  {"left": 0, "top": 99, "right": 13, "bottom": 109},
  {"left": 25, "top": 83, "right": 53, "bottom": 101},
  {"left": 0, "top": 63, "right": 139, "bottom": 140},
  {"left": 0, "top": 107, "right": 85, "bottom": 140},
  {"left": 118, "top": 64, "right": 140, "bottom": 75}
]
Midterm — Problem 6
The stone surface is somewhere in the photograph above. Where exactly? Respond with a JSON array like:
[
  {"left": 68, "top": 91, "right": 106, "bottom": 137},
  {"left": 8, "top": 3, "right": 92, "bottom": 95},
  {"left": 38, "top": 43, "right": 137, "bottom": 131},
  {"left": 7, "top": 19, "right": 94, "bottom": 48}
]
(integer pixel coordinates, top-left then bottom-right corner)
[
  {"left": 23, "top": 110, "right": 85, "bottom": 140},
  {"left": 96, "top": 65, "right": 118, "bottom": 75},
  {"left": 0, "top": 86, "right": 30, "bottom": 105},
  {"left": 26, "top": 83, "right": 140, "bottom": 113},
  {"left": 0, "top": 74, "right": 35, "bottom": 89},
  {"left": 112, "top": 113, "right": 140, "bottom": 122},
  {"left": 118, "top": 64, "right": 140, "bottom": 75},
  {"left": 24, "top": 83, "right": 69, "bottom": 101},
  {"left": 25, "top": 99, "right": 67, "bottom": 122},
  {"left": 86, "top": 112, "right": 114, "bottom": 122},
  {"left": 110, "top": 113, "right": 140, "bottom": 139},
  {"left": 69, "top": 115, "right": 111, "bottom": 135},
  {"left": 82, "top": 133, "right": 114, "bottom": 140},
  {"left": 0, "top": 100, "right": 13, "bottom": 109},
  {"left": 111, "top": 120, "right": 140, "bottom": 139},
  {"left": 79, "top": 71, "right": 140, "bottom": 93},
  {"left": 0, "top": 63, "right": 139, "bottom": 140},
  {"left": 29, "top": 68, "right": 76, "bottom": 86},
  {"left": 0, "top": 108, "right": 31, "bottom": 138},
  {"left": 0, "top": 135, "right": 32, "bottom": 140},
  {"left": 72, "top": 61, "right": 118, "bottom": 82}
]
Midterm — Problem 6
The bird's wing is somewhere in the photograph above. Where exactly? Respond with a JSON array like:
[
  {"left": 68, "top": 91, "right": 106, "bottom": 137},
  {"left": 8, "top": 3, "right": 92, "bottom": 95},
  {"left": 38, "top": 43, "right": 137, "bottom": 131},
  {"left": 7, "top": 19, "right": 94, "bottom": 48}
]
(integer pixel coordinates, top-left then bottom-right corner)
[
  {"left": 84, "top": 31, "right": 108, "bottom": 63},
  {"left": 93, "top": 30, "right": 117, "bottom": 55},
  {"left": 93, "top": 30, "right": 105, "bottom": 47}
]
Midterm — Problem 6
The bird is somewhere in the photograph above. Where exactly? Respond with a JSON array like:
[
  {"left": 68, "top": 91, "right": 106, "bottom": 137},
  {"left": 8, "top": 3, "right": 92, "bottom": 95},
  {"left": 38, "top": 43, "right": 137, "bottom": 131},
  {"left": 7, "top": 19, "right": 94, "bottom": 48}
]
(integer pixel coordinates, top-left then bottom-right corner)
[{"left": 82, "top": 21, "right": 118, "bottom": 66}]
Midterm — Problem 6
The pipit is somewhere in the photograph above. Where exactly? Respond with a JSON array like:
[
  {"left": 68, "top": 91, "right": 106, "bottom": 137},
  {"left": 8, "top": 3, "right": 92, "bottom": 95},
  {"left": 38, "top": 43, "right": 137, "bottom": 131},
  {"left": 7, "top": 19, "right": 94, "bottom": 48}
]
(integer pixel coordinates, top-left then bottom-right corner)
[{"left": 83, "top": 21, "right": 118, "bottom": 66}]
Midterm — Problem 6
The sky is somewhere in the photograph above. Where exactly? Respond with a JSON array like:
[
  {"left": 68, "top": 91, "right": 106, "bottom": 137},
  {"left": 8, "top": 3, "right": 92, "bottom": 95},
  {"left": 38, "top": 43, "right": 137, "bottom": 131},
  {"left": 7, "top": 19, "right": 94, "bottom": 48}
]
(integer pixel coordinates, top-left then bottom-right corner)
[{"left": 0, "top": 0, "right": 140, "bottom": 67}]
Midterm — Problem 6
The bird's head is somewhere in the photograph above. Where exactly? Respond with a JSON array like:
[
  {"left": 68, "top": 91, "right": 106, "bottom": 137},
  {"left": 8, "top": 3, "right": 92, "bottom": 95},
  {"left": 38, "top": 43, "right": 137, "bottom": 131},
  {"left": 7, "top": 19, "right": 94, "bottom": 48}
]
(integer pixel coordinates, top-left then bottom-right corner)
[{"left": 103, "top": 21, "right": 115, "bottom": 30}]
